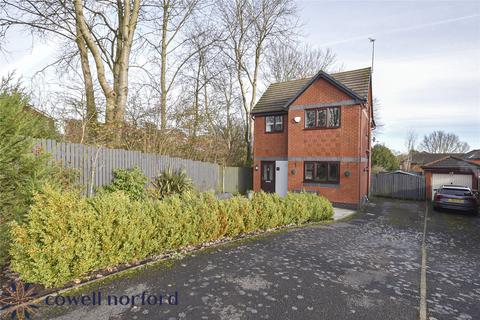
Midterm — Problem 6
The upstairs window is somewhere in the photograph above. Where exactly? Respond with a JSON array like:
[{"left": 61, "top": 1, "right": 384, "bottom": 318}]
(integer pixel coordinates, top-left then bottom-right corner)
[
  {"left": 305, "top": 107, "right": 340, "bottom": 129},
  {"left": 265, "top": 115, "right": 283, "bottom": 133},
  {"left": 304, "top": 161, "right": 340, "bottom": 184}
]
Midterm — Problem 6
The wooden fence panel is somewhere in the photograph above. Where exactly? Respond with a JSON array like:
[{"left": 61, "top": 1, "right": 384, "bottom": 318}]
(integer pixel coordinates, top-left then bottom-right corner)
[
  {"left": 34, "top": 139, "right": 252, "bottom": 194},
  {"left": 371, "top": 173, "right": 425, "bottom": 200},
  {"left": 223, "top": 167, "right": 253, "bottom": 194}
]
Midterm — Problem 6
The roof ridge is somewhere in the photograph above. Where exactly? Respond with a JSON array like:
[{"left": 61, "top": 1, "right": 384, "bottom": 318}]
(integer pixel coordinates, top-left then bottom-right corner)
[
  {"left": 421, "top": 155, "right": 452, "bottom": 167},
  {"left": 422, "top": 155, "right": 480, "bottom": 168},
  {"left": 269, "top": 77, "right": 312, "bottom": 86},
  {"left": 330, "top": 67, "right": 371, "bottom": 76},
  {"left": 267, "top": 67, "right": 372, "bottom": 86}
]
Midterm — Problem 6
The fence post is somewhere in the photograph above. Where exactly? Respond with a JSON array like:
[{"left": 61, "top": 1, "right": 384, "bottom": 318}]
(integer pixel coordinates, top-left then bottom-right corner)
[{"left": 221, "top": 166, "right": 225, "bottom": 193}]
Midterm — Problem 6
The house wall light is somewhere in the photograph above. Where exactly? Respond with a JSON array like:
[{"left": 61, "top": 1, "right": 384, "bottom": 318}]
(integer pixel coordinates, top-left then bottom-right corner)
[
  {"left": 293, "top": 116, "right": 301, "bottom": 123},
  {"left": 255, "top": 165, "right": 259, "bottom": 171}
]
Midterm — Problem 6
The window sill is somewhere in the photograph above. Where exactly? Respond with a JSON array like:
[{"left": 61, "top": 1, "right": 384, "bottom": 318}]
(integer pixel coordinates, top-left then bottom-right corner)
[
  {"left": 303, "top": 127, "right": 340, "bottom": 131},
  {"left": 264, "top": 130, "right": 284, "bottom": 134},
  {"left": 303, "top": 182, "right": 340, "bottom": 188}
]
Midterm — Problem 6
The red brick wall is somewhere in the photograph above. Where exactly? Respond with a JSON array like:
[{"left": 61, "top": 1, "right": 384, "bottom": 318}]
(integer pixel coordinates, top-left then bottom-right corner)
[
  {"left": 288, "top": 79, "right": 363, "bottom": 158},
  {"left": 293, "top": 78, "right": 351, "bottom": 105},
  {"left": 359, "top": 107, "right": 370, "bottom": 199},
  {"left": 287, "top": 107, "right": 359, "bottom": 158},
  {"left": 253, "top": 159, "right": 261, "bottom": 192},
  {"left": 425, "top": 171, "right": 432, "bottom": 200},
  {"left": 253, "top": 115, "right": 288, "bottom": 158},
  {"left": 252, "top": 115, "right": 288, "bottom": 192},
  {"left": 287, "top": 161, "right": 362, "bottom": 204}
]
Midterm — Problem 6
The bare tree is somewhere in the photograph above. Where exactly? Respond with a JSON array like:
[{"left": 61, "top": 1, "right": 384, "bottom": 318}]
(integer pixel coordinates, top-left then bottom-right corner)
[
  {"left": 183, "top": 22, "right": 222, "bottom": 139},
  {"left": 405, "top": 130, "right": 418, "bottom": 153},
  {"left": 1, "top": 0, "right": 142, "bottom": 142},
  {"left": 73, "top": 0, "right": 141, "bottom": 128},
  {"left": 140, "top": 0, "right": 208, "bottom": 130},
  {"left": 217, "top": 0, "right": 298, "bottom": 162},
  {"left": 265, "top": 43, "right": 336, "bottom": 82},
  {"left": 206, "top": 59, "right": 245, "bottom": 164},
  {"left": 403, "top": 129, "right": 418, "bottom": 171},
  {"left": 419, "top": 131, "right": 470, "bottom": 153}
]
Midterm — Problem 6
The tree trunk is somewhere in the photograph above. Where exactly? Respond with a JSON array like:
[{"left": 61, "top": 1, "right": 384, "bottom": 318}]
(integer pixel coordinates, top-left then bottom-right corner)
[
  {"left": 75, "top": 23, "right": 97, "bottom": 139},
  {"left": 159, "top": 1, "right": 169, "bottom": 130},
  {"left": 74, "top": 0, "right": 117, "bottom": 126},
  {"left": 74, "top": 0, "right": 139, "bottom": 146},
  {"left": 225, "top": 90, "right": 232, "bottom": 155},
  {"left": 115, "top": 0, "right": 140, "bottom": 145},
  {"left": 192, "top": 55, "right": 202, "bottom": 138},
  {"left": 245, "top": 117, "right": 251, "bottom": 163},
  {"left": 245, "top": 43, "right": 262, "bottom": 164}
]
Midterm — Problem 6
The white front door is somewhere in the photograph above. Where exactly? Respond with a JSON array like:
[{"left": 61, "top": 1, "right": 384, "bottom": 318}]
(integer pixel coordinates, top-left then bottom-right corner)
[
  {"left": 275, "top": 161, "right": 288, "bottom": 197},
  {"left": 431, "top": 173, "right": 473, "bottom": 195}
]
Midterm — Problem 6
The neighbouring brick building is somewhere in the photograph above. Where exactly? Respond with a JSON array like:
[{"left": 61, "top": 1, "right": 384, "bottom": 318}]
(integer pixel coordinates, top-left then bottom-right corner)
[
  {"left": 400, "top": 150, "right": 480, "bottom": 174},
  {"left": 422, "top": 155, "right": 480, "bottom": 200},
  {"left": 397, "top": 150, "right": 480, "bottom": 200},
  {"left": 251, "top": 67, "right": 374, "bottom": 208},
  {"left": 401, "top": 151, "right": 464, "bottom": 173}
]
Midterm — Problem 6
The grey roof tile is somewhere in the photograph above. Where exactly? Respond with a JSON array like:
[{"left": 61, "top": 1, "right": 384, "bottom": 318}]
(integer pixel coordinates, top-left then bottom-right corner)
[
  {"left": 252, "top": 67, "right": 371, "bottom": 114},
  {"left": 422, "top": 156, "right": 480, "bottom": 169},
  {"left": 464, "top": 149, "right": 480, "bottom": 160},
  {"left": 411, "top": 152, "right": 464, "bottom": 164}
]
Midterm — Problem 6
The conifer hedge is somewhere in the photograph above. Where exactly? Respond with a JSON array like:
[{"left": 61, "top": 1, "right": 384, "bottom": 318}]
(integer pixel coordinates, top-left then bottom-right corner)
[{"left": 10, "top": 185, "right": 333, "bottom": 287}]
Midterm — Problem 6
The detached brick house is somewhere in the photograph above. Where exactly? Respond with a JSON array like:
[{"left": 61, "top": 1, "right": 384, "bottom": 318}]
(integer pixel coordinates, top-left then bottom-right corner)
[{"left": 251, "top": 67, "right": 373, "bottom": 208}]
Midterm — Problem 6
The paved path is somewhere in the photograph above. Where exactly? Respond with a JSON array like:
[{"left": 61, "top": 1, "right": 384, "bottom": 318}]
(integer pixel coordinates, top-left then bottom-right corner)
[
  {"left": 35, "top": 199, "right": 480, "bottom": 320},
  {"left": 332, "top": 207, "right": 356, "bottom": 220}
]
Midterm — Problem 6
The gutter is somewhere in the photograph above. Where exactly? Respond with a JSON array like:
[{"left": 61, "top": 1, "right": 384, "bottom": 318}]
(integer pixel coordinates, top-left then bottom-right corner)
[
  {"left": 250, "top": 110, "right": 288, "bottom": 118},
  {"left": 358, "top": 103, "right": 363, "bottom": 203}
]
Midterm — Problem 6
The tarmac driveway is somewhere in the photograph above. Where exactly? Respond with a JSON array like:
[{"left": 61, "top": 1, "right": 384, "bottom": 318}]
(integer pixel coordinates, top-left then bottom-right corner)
[
  {"left": 426, "top": 204, "right": 480, "bottom": 319},
  {"left": 35, "top": 198, "right": 480, "bottom": 320}
]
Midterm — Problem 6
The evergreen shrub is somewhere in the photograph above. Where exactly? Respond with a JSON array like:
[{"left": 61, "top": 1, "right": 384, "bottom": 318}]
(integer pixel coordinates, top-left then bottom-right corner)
[{"left": 10, "top": 188, "right": 333, "bottom": 287}]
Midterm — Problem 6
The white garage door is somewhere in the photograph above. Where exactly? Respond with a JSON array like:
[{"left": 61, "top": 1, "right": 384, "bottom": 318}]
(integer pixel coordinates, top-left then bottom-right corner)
[{"left": 431, "top": 173, "right": 472, "bottom": 195}]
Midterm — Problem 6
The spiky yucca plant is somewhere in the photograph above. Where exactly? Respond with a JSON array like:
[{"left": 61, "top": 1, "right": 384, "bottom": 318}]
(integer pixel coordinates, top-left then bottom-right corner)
[{"left": 151, "top": 168, "right": 194, "bottom": 199}]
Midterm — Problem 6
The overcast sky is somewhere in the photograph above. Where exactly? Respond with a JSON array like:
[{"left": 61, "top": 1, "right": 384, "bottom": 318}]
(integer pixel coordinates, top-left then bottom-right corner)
[
  {"left": 299, "top": 0, "right": 480, "bottom": 152},
  {"left": 1, "top": 1, "right": 479, "bottom": 153}
]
